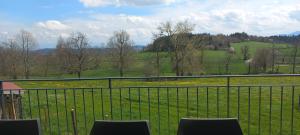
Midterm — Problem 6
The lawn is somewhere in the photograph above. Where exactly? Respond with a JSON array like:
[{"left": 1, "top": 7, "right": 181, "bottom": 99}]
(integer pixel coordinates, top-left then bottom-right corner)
[
  {"left": 13, "top": 75, "right": 300, "bottom": 135},
  {"left": 4, "top": 41, "right": 300, "bottom": 135}
]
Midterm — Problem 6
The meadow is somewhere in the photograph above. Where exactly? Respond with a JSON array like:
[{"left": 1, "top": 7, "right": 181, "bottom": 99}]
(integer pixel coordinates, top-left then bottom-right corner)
[
  {"left": 13, "top": 75, "right": 300, "bottom": 135},
  {"left": 5, "top": 41, "right": 300, "bottom": 135},
  {"left": 45, "top": 41, "right": 298, "bottom": 79}
]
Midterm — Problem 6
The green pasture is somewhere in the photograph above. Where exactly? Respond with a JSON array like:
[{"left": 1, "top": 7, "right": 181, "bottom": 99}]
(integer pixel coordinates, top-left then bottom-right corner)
[
  {"left": 54, "top": 41, "right": 299, "bottom": 78},
  {"left": 14, "top": 76, "right": 300, "bottom": 135}
]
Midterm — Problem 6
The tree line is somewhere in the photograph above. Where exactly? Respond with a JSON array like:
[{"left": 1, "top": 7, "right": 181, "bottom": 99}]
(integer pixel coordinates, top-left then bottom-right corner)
[
  {"left": 0, "top": 30, "right": 135, "bottom": 79},
  {"left": 146, "top": 22, "right": 300, "bottom": 75},
  {"left": 0, "top": 21, "right": 300, "bottom": 79}
]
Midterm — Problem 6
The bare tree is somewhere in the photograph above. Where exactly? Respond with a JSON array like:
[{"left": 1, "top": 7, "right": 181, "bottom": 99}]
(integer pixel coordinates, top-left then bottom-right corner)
[
  {"left": 33, "top": 52, "right": 56, "bottom": 77},
  {"left": 56, "top": 36, "right": 71, "bottom": 75},
  {"left": 16, "top": 30, "right": 37, "bottom": 79},
  {"left": 1, "top": 39, "right": 21, "bottom": 79},
  {"left": 241, "top": 45, "right": 250, "bottom": 60},
  {"left": 157, "top": 20, "right": 196, "bottom": 76},
  {"left": 151, "top": 30, "right": 165, "bottom": 76},
  {"left": 251, "top": 48, "right": 273, "bottom": 72},
  {"left": 171, "top": 20, "right": 195, "bottom": 76},
  {"left": 88, "top": 46, "right": 103, "bottom": 70},
  {"left": 68, "top": 32, "right": 90, "bottom": 78},
  {"left": 0, "top": 44, "right": 6, "bottom": 76},
  {"left": 150, "top": 21, "right": 177, "bottom": 76},
  {"left": 157, "top": 21, "right": 175, "bottom": 54},
  {"left": 224, "top": 52, "right": 234, "bottom": 74},
  {"left": 56, "top": 33, "right": 90, "bottom": 78},
  {"left": 107, "top": 30, "right": 135, "bottom": 77},
  {"left": 183, "top": 43, "right": 203, "bottom": 75},
  {"left": 143, "top": 56, "right": 156, "bottom": 77},
  {"left": 291, "top": 43, "right": 299, "bottom": 74}
]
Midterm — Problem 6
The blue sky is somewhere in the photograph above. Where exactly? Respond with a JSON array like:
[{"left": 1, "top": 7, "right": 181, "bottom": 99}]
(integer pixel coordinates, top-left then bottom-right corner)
[{"left": 0, "top": 0, "right": 300, "bottom": 48}]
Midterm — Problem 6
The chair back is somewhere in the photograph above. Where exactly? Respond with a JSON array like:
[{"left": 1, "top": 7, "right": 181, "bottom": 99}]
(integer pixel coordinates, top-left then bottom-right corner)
[
  {"left": 177, "top": 118, "right": 243, "bottom": 135},
  {"left": 0, "top": 119, "right": 41, "bottom": 135},
  {"left": 90, "top": 120, "right": 150, "bottom": 135}
]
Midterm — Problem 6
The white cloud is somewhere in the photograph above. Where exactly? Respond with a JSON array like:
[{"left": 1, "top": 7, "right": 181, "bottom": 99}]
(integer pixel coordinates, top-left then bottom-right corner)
[
  {"left": 290, "top": 10, "right": 300, "bottom": 21},
  {"left": 79, "top": 0, "right": 178, "bottom": 7},
  {"left": 37, "top": 20, "right": 70, "bottom": 30},
  {"left": 2, "top": 0, "right": 300, "bottom": 48}
]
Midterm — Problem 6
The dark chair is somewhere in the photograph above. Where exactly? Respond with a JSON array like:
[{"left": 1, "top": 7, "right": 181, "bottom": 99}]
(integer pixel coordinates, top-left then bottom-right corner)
[
  {"left": 177, "top": 118, "right": 243, "bottom": 135},
  {"left": 90, "top": 120, "right": 150, "bottom": 135},
  {"left": 0, "top": 119, "right": 41, "bottom": 135}
]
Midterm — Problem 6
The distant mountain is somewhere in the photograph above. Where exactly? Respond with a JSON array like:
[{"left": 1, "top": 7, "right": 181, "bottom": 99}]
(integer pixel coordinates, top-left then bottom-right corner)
[
  {"left": 34, "top": 48, "right": 55, "bottom": 54},
  {"left": 279, "top": 31, "right": 300, "bottom": 36},
  {"left": 289, "top": 31, "right": 300, "bottom": 36},
  {"left": 133, "top": 45, "right": 145, "bottom": 51}
]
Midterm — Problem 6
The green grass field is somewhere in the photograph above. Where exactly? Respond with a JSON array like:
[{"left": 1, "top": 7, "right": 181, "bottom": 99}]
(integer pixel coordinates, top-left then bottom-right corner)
[
  {"left": 5, "top": 41, "right": 300, "bottom": 135},
  {"left": 40, "top": 41, "right": 297, "bottom": 79},
  {"left": 14, "top": 76, "right": 300, "bottom": 135}
]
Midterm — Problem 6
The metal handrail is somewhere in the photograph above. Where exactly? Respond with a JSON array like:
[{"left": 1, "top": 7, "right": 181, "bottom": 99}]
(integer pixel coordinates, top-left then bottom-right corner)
[{"left": 2, "top": 74, "right": 300, "bottom": 82}]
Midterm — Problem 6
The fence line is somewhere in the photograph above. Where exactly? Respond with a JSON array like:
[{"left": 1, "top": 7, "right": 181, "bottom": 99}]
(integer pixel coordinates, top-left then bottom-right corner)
[{"left": 1, "top": 75, "right": 300, "bottom": 135}]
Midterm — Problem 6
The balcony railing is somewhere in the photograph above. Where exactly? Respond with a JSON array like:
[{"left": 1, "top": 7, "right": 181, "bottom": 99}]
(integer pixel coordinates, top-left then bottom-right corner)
[{"left": 1, "top": 74, "right": 300, "bottom": 135}]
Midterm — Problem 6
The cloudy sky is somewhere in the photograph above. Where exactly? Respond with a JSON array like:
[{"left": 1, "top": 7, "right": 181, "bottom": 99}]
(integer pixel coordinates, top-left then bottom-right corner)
[{"left": 0, "top": 0, "right": 300, "bottom": 48}]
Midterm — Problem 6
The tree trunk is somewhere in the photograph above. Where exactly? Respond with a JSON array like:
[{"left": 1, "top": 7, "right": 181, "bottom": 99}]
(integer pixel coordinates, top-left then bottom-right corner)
[
  {"left": 200, "top": 48, "right": 204, "bottom": 65},
  {"left": 175, "top": 61, "right": 180, "bottom": 76},
  {"left": 120, "top": 68, "right": 123, "bottom": 77},
  {"left": 292, "top": 45, "right": 298, "bottom": 74},
  {"left": 77, "top": 71, "right": 81, "bottom": 78},
  {"left": 271, "top": 44, "right": 275, "bottom": 73},
  {"left": 156, "top": 50, "right": 160, "bottom": 77}
]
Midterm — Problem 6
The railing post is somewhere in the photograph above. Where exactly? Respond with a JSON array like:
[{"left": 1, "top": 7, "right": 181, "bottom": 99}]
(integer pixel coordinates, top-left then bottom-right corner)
[
  {"left": 227, "top": 76, "right": 230, "bottom": 90},
  {"left": 108, "top": 78, "right": 113, "bottom": 119},
  {"left": 0, "top": 80, "right": 6, "bottom": 119},
  {"left": 71, "top": 109, "right": 78, "bottom": 135},
  {"left": 0, "top": 80, "right": 3, "bottom": 90},
  {"left": 108, "top": 78, "right": 112, "bottom": 89},
  {"left": 298, "top": 95, "right": 300, "bottom": 110},
  {"left": 227, "top": 76, "right": 230, "bottom": 117}
]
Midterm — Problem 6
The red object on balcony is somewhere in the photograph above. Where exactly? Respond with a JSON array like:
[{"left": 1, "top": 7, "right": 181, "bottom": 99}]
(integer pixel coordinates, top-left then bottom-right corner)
[{"left": 2, "top": 82, "right": 23, "bottom": 94}]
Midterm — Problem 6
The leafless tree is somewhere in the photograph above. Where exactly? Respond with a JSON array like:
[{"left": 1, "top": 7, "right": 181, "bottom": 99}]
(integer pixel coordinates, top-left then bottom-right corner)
[
  {"left": 15, "top": 30, "right": 37, "bottom": 79},
  {"left": 157, "top": 21, "right": 175, "bottom": 54},
  {"left": 270, "top": 43, "right": 280, "bottom": 73},
  {"left": 157, "top": 20, "right": 197, "bottom": 76},
  {"left": 291, "top": 43, "right": 299, "bottom": 74},
  {"left": 251, "top": 48, "right": 273, "bottom": 72},
  {"left": 151, "top": 31, "right": 165, "bottom": 76},
  {"left": 182, "top": 43, "right": 203, "bottom": 75},
  {"left": 68, "top": 32, "right": 90, "bottom": 78},
  {"left": 56, "top": 32, "right": 90, "bottom": 78},
  {"left": 1, "top": 39, "right": 21, "bottom": 79},
  {"left": 171, "top": 20, "right": 195, "bottom": 76},
  {"left": 143, "top": 56, "right": 156, "bottom": 77},
  {"left": 33, "top": 52, "right": 56, "bottom": 77},
  {"left": 224, "top": 52, "right": 234, "bottom": 74},
  {"left": 88, "top": 46, "right": 103, "bottom": 70},
  {"left": 241, "top": 45, "right": 250, "bottom": 60},
  {"left": 223, "top": 46, "right": 235, "bottom": 74},
  {"left": 56, "top": 36, "right": 70, "bottom": 75},
  {"left": 150, "top": 21, "right": 177, "bottom": 76},
  {"left": 0, "top": 44, "right": 5, "bottom": 75},
  {"left": 107, "top": 30, "right": 135, "bottom": 77}
]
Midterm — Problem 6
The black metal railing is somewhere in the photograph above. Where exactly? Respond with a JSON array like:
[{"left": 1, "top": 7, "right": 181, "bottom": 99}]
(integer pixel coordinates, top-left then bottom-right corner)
[{"left": 1, "top": 74, "right": 300, "bottom": 135}]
